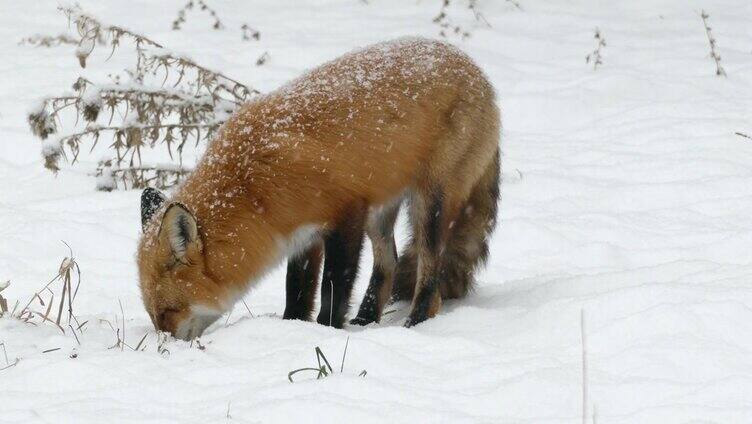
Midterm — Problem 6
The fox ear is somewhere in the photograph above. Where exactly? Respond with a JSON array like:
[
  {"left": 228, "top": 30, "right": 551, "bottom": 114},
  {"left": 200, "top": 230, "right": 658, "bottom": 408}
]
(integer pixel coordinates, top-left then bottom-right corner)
[
  {"left": 141, "top": 188, "right": 167, "bottom": 232},
  {"left": 159, "top": 203, "right": 200, "bottom": 260}
]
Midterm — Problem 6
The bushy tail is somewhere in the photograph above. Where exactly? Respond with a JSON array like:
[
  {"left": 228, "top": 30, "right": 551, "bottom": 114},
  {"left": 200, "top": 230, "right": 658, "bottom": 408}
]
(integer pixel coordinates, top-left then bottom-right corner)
[{"left": 391, "top": 149, "right": 500, "bottom": 301}]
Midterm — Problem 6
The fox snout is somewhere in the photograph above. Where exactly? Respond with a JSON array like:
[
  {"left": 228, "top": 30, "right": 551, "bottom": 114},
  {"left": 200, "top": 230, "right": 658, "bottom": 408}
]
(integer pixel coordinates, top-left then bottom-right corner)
[
  {"left": 156, "top": 306, "right": 222, "bottom": 341},
  {"left": 175, "top": 309, "right": 222, "bottom": 341}
]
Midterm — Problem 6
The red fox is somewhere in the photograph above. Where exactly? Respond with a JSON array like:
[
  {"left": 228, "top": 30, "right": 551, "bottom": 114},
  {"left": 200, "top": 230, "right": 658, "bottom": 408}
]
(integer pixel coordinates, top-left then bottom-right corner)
[{"left": 137, "top": 37, "right": 500, "bottom": 340}]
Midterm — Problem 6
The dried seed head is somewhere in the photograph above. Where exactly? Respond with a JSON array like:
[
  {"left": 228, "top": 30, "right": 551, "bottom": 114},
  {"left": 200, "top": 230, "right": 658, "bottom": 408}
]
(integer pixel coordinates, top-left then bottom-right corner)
[
  {"left": 59, "top": 257, "right": 75, "bottom": 277},
  {"left": 42, "top": 140, "right": 63, "bottom": 172},
  {"left": 83, "top": 102, "right": 100, "bottom": 122},
  {"left": 76, "top": 47, "right": 89, "bottom": 68},
  {"left": 81, "top": 88, "right": 102, "bottom": 122},
  {"left": 28, "top": 107, "right": 56, "bottom": 139},
  {"left": 126, "top": 127, "right": 143, "bottom": 148},
  {"left": 72, "top": 77, "right": 87, "bottom": 91}
]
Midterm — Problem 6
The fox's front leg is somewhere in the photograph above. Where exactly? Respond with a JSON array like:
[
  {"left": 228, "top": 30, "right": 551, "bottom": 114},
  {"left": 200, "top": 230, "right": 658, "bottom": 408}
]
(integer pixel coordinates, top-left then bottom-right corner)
[
  {"left": 283, "top": 241, "right": 323, "bottom": 321},
  {"left": 317, "top": 202, "right": 367, "bottom": 328}
]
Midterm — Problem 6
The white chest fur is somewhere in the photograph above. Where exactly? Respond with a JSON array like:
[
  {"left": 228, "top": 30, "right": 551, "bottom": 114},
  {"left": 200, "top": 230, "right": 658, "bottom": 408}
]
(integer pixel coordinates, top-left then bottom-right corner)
[{"left": 278, "top": 224, "right": 322, "bottom": 260}]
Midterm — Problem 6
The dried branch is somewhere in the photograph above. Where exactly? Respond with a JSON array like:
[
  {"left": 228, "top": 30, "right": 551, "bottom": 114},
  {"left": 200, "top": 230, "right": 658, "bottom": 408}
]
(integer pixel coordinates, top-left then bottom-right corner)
[
  {"left": 700, "top": 10, "right": 726, "bottom": 77},
  {"left": 61, "top": 5, "right": 256, "bottom": 97},
  {"left": 433, "top": 0, "right": 492, "bottom": 40},
  {"left": 19, "top": 33, "right": 79, "bottom": 47},
  {"left": 28, "top": 6, "right": 261, "bottom": 190},
  {"left": 6, "top": 243, "right": 84, "bottom": 336},
  {"left": 0, "top": 342, "right": 20, "bottom": 372},
  {"left": 173, "top": 0, "right": 224, "bottom": 31},
  {"left": 96, "top": 162, "right": 193, "bottom": 191},
  {"left": 144, "top": 51, "right": 258, "bottom": 102},
  {"left": 256, "top": 51, "right": 270, "bottom": 66},
  {"left": 468, "top": 0, "right": 494, "bottom": 26},
  {"left": 585, "top": 28, "right": 606, "bottom": 70},
  {"left": 504, "top": 0, "right": 522, "bottom": 11},
  {"left": 0, "top": 281, "right": 10, "bottom": 316},
  {"left": 241, "top": 23, "right": 260, "bottom": 41}
]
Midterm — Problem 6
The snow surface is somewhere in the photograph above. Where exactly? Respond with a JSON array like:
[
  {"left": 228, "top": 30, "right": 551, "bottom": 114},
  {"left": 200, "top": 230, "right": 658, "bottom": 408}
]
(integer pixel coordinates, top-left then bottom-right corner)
[{"left": 2, "top": 0, "right": 752, "bottom": 423}]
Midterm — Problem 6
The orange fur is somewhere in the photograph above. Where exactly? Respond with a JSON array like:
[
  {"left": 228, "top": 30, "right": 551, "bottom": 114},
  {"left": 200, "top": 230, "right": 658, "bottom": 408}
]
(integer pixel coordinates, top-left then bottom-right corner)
[{"left": 137, "top": 37, "right": 499, "bottom": 338}]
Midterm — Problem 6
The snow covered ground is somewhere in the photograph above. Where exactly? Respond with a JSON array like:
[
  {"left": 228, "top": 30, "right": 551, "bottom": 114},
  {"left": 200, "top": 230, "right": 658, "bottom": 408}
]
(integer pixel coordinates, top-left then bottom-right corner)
[{"left": 2, "top": 0, "right": 752, "bottom": 422}]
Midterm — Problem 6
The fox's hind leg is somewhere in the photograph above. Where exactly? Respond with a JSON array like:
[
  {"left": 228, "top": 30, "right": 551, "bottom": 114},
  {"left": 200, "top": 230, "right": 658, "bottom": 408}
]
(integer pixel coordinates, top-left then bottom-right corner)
[
  {"left": 283, "top": 241, "right": 324, "bottom": 321},
  {"left": 404, "top": 187, "right": 465, "bottom": 327},
  {"left": 390, "top": 243, "right": 417, "bottom": 303},
  {"left": 350, "top": 199, "right": 402, "bottom": 325}
]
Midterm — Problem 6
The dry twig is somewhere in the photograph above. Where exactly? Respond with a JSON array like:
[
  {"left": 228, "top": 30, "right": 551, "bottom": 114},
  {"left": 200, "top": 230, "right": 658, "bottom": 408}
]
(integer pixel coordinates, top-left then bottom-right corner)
[
  {"left": 581, "top": 309, "right": 588, "bottom": 424},
  {"left": 241, "top": 23, "right": 260, "bottom": 41},
  {"left": 0, "top": 342, "right": 20, "bottom": 371},
  {"left": 19, "top": 33, "right": 80, "bottom": 47},
  {"left": 433, "top": 0, "right": 492, "bottom": 40},
  {"left": 0, "top": 281, "right": 9, "bottom": 316},
  {"left": 255, "top": 51, "right": 270, "bottom": 66},
  {"left": 12, "top": 242, "right": 83, "bottom": 337},
  {"left": 586, "top": 28, "right": 606, "bottom": 70},
  {"left": 288, "top": 338, "right": 366, "bottom": 383},
  {"left": 700, "top": 10, "right": 726, "bottom": 77},
  {"left": 173, "top": 0, "right": 224, "bottom": 30}
]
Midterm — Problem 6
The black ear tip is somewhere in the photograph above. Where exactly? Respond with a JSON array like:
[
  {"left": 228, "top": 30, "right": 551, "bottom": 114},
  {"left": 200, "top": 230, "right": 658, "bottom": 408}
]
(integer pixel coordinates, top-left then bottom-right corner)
[
  {"left": 141, "top": 188, "right": 167, "bottom": 232},
  {"left": 142, "top": 187, "right": 162, "bottom": 199},
  {"left": 141, "top": 187, "right": 166, "bottom": 202}
]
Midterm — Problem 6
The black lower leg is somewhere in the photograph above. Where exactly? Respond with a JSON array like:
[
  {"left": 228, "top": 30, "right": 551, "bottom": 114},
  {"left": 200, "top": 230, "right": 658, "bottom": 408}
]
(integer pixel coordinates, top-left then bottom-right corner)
[
  {"left": 350, "top": 258, "right": 388, "bottom": 325},
  {"left": 405, "top": 272, "right": 441, "bottom": 327},
  {"left": 317, "top": 208, "right": 366, "bottom": 328},
  {"left": 283, "top": 242, "right": 323, "bottom": 321}
]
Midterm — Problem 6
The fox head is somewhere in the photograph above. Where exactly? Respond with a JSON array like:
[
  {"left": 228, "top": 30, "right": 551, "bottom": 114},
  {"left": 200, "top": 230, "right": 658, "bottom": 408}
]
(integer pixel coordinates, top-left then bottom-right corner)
[{"left": 137, "top": 188, "right": 225, "bottom": 340}]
